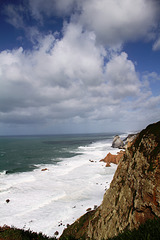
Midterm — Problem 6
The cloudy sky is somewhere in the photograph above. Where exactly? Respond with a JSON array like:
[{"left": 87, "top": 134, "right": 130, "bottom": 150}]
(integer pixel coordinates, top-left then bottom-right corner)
[{"left": 0, "top": 0, "right": 160, "bottom": 135}]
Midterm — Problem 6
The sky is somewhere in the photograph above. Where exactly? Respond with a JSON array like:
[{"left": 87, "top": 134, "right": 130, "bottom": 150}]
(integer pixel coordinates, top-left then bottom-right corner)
[{"left": 0, "top": 0, "right": 160, "bottom": 135}]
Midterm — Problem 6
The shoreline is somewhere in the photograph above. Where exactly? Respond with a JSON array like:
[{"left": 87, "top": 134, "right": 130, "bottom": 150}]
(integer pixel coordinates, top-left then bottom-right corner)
[{"left": 0, "top": 135, "right": 120, "bottom": 238}]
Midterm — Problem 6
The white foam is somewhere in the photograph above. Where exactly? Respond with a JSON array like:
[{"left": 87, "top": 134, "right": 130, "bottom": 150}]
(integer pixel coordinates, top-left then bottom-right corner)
[
  {"left": 0, "top": 139, "right": 118, "bottom": 237},
  {"left": 0, "top": 170, "right": 7, "bottom": 176}
]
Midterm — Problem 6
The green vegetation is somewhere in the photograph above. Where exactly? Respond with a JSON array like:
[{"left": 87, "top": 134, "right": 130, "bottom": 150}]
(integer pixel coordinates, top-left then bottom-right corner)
[
  {"left": 60, "top": 236, "right": 85, "bottom": 240},
  {"left": 108, "top": 218, "right": 160, "bottom": 240},
  {"left": 0, "top": 226, "right": 57, "bottom": 240}
]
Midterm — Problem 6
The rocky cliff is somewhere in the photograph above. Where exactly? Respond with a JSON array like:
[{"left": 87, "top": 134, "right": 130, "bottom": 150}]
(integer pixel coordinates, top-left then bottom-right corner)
[{"left": 60, "top": 121, "right": 160, "bottom": 240}]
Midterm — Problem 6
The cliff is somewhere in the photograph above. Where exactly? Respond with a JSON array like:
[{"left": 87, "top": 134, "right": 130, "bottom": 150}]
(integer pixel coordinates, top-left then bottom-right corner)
[{"left": 60, "top": 121, "right": 160, "bottom": 240}]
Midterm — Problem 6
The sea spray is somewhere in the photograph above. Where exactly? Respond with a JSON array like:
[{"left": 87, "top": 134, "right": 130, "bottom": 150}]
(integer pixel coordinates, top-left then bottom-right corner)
[{"left": 0, "top": 134, "right": 122, "bottom": 237}]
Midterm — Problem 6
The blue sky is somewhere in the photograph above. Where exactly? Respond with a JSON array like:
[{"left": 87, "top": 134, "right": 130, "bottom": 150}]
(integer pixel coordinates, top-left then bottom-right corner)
[{"left": 0, "top": 0, "right": 160, "bottom": 135}]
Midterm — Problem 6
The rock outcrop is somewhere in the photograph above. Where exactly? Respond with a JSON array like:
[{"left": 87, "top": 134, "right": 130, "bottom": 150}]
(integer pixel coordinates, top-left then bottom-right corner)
[
  {"left": 100, "top": 151, "right": 125, "bottom": 166},
  {"left": 112, "top": 135, "right": 124, "bottom": 148},
  {"left": 60, "top": 121, "right": 160, "bottom": 240}
]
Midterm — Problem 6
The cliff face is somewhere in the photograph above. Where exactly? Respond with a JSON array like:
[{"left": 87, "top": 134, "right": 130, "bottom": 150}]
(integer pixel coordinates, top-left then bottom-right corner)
[{"left": 60, "top": 121, "right": 160, "bottom": 240}]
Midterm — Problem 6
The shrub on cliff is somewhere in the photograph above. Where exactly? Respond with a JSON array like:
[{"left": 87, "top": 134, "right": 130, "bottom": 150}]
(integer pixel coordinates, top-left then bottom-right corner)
[
  {"left": 108, "top": 217, "right": 160, "bottom": 240},
  {"left": 0, "top": 226, "right": 57, "bottom": 240}
]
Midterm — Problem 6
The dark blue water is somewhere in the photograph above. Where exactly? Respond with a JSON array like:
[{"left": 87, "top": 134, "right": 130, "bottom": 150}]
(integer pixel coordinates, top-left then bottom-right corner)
[{"left": 0, "top": 133, "right": 115, "bottom": 174}]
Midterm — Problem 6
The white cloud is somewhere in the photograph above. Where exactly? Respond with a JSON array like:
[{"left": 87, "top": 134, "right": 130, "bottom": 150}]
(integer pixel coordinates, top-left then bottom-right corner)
[
  {"left": 1, "top": 24, "right": 159, "bottom": 133},
  {"left": 4, "top": 4, "right": 25, "bottom": 29},
  {"left": 105, "top": 52, "right": 140, "bottom": 98},
  {"left": 4, "top": 0, "right": 160, "bottom": 48},
  {"left": 79, "top": 0, "right": 158, "bottom": 46},
  {"left": 153, "top": 36, "right": 160, "bottom": 51},
  {"left": 31, "top": 23, "right": 105, "bottom": 89},
  {"left": 1, "top": 0, "right": 160, "bottom": 133},
  {"left": 0, "top": 24, "right": 140, "bottom": 127},
  {"left": 142, "top": 71, "right": 160, "bottom": 82},
  {"left": 28, "top": 0, "right": 78, "bottom": 22}
]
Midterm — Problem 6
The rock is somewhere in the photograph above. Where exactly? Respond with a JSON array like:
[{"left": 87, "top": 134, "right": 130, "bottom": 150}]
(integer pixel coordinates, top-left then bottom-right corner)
[
  {"left": 86, "top": 208, "right": 92, "bottom": 212},
  {"left": 123, "top": 133, "right": 138, "bottom": 143},
  {"left": 6, "top": 199, "right": 10, "bottom": 203},
  {"left": 123, "top": 133, "right": 138, "bottom": 149},
  {"left": 54, "top": 231, "right": 59, "bottom": 236},
  {"left": 41, "top": 168, "right": 48, "bottom": 171},
  {"left": 89, "top": 160, "right": 94, "bottom": 162},
  {"left": 112, "top": 135, "right": 124, "bottom": 148},
  {"left": 105, "top": 162, "right": 111, "bottom": 167},
  {"left": 100, "top": 151, "right": 125, "bottom": 165}
]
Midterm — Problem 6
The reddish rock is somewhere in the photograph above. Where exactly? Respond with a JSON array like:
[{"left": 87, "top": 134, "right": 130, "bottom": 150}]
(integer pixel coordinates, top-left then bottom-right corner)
[
  {"left": 86, "top": 208, "right": 92, "bottom": 212},
  {"left": 41, "top": 168, "right": 48, "bottom": 171},
  {"left": 100, "top": 151, "right": 125, "bottom": 166},
  {"left": 105, "top": 162, "right": 111, "bottom": 167}
]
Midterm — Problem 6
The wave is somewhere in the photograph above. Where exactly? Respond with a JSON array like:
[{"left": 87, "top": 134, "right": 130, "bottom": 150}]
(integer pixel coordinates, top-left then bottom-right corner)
[
  {"left": 0, "top": 135, "right": 118, "bottom": 237},
  {"left": 0, "top": 170, "right": 7, "bottom": 175}
]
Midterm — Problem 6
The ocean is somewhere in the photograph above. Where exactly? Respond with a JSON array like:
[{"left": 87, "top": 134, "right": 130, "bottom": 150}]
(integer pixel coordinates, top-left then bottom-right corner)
[{"left": 0, "top": 133, "right": 124, "bottom": 237}]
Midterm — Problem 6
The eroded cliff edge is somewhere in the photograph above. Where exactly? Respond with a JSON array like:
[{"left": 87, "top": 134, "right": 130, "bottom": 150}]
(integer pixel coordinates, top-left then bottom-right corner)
[{"left": 60, "top": 121, "right": 160, "bottom": 240}]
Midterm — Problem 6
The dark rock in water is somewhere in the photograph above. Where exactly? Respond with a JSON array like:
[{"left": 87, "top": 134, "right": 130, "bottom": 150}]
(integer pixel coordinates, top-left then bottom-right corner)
[
  {"left": 41, "top": 168, "right": 48, "bottom": 171},
  {"left": 86, "top": 208, "right": 92, "bottom": 212},
  {"left": 89, "top": 159, "right": 94, "bottom": 162},
  {"left": 54, "top": 231, "right": 59, "bottom": 236},
  {"left": 112, "top": 135, "right": 124, "bottom": 148}
]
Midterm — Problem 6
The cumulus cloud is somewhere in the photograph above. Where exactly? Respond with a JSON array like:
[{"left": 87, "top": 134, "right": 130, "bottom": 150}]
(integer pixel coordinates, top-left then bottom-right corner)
[
  {"left": 105, "top": 52, "right": 140, "bottom": 98},
  {"left": 79, "top": 0, "right": 158, "bottom": 46},
  {"left": 1, "top": 0, "right": 160, "bottom": 133},
  {"left": 0, "top": 23, "right": 138, "bottom": 122},
  {"left": 3, "top": 0, "right": 160, "bottom": 48},
  {"left": 0, "top": 23, "right": 157, "bottom": 132},
  {"left": 0, "top": 24, "right": 105, "bottom": 125}
]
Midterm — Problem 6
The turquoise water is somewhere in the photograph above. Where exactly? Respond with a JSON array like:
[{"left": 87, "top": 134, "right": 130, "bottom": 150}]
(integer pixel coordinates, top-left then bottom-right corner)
[{"left": 0, "top": 133, "right": 114, "bottom": 174}]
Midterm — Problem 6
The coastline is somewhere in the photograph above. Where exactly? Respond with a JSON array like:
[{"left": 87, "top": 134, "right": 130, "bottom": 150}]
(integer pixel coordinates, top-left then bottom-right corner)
[{"left": 0, "top": 134, "right": 121, "bottom": 238}]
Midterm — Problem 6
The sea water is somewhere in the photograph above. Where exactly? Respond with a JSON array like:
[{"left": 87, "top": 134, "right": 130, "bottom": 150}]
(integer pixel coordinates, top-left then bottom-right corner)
[{"left": 0, "top": 133, "right": 124, "bottom": 237}]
